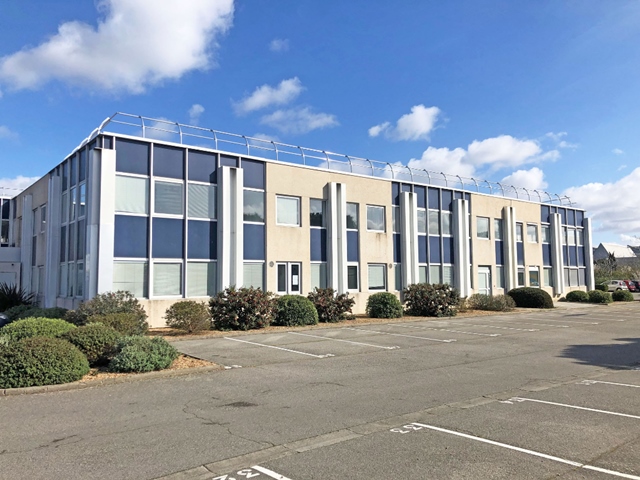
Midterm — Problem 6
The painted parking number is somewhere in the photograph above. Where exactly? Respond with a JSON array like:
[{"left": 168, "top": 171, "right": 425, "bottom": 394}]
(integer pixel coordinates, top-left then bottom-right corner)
[
  {"left": 213, "top": 469, "right": 261, "bottom": 480},
  {"left": 390, "top": 423, "right": 425, "bottom": 434}
]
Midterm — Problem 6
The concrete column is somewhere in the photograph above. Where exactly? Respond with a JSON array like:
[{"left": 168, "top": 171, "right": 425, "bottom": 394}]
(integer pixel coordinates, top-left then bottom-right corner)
[
  {"left": 326, "top": 182, "right": 347, "bottom": 293},
  {"left": 20, "top": 195, "right": 33, "bottom": 293},
  {"left": 44, "top": 174, "right": 61, "bottom": 307},
  {"left": 91, "top": 148, "right": 116, "bottom": 295},
  {"left": 400, "top": 191, "right": 418, "bottom": 288},
  {"left": 502, "top": 206, "right": 517, "bottom": 291},
  {"left": 453, "top": 198, "right": 471, "bottom": 297},
  {"left": 218, "top": 166, "right": 244, "bottom": 289},
  {"left": 583, "top": 217, "right": 595, "bottom": 290},
  {"left": 550, "top": 212, "right": 565, "bottom": 295}
]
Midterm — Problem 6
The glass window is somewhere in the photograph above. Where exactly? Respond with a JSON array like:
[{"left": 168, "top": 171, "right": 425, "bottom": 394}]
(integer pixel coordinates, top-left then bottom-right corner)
[
  {"left": 366, "top": 205, "right": 385, "bottom": 232},
  {"left": 114, "top": 215, "right": 148, "bottom": 258},
  {"left": 476, "top": 217, "right": 490, "bottom": 239},
  {"left": 61, "top": 192, "right": 68, "bottom": 223},
  {"left": 443, "top": 266, "right": 454, "bottom": 285},
  {"left": 428, "top": 210, "right": 440, "bottom": 235},
  {"left": 496, "top": 265, "right": 505, "bottom": 288},
  {"left": 516, "top": 223, "right": 523, "bottom": 242},
  {"left": 429, "top": 265, "right": 441, "bottom": 284},
  {"left": 394, "top": 263, "right": 402, "bottom": 291},
  {"left": 244, "top": 190, "right": 264, "bottom": 222},
  {"left": 188, "top": 220, "right": 216, "bottom": 260},
  {"left": 568, "top": 228, "right": 576, "bottom": 246},
  {"left": 70, "top": 187, "right": 77, "bottom": 220},
  {"left": 68, "top": 262, "right": 75, "bottom": 298},
  {"left": 62, "top": 161, "right": 69, "bottom": 191},
  {"left": 419, "top": 265, "right": 427, "bottom": 284},
  {"left": 347, "top": 265, "right": 359, "bottom": 290},
  {"left": 153, "top": 263, "right": 182, "bottom": 296},
  {"left": 116, "top": 176, "right": 149, "bottom": 214},
  {"left": 529, "top": 267, "right": 540, "bottom": 287},
  {"left": 116, "top": 139, "right": 150, "bottom": 176},
  {"left": 577, "top": 229, "right": 584, "bottom": 246},
  {"left": 442, "top": 212, "right": 452, "bottom": 235},
  {"left": 277, "top": 196, "right": 300, "bottom": 226},
  {"left": 79, "top": 148, "right": 87, "bottom": 182},
  {"left": 188, "top": 183, "right": 216, "bottom": 219},
  {"left": 392, "top": 206, "right": 401, "bottom": 233},
  {"left": 243, "top": 263, "right": 264, "bottom": 289},
  {"left": 541, "top": 225, "right": 551, "bottom": 243},
  {"left": 188, "top": 150, "right": 216, "bottom": 183},
  {"left": 152, "top": 218, "right": 183, "bottom": 258},
  {"left": 242, "top": 159, "right": 265, "bottom": 190},
  {"left": 78, "top": 184, "right": 86, "bottom": 218},
  {"left": 40, "top": 205, "right": 47, "bottom": 232},
  {"left": 310, "top": 263, "right": 327, "bottom": 290},
  {"left": 569, "top": 269, "right": 579, "bottom": 286},
  {"left": 59, "top": 264, "right": 68, "bottom": 297},
  {"left": 494, "top": 219, "right": 503, "bottom": 240},
  {"left": 76, "top": 263, "right": 84, "bottom": 297},
  {"left": 417, "top": 209, "right": 427, "bottom": 234},
  {"left": 277, "top": 264, "right": 287, "bottom": 293},
  {"left": 368, "top": 264, "right": 386, "bottom": 290},
  {"left": 32, "top": 208, "right": 39, "bottom": 237},
  {"left": 527, "top": 224, "right": 538, "bottom": 243},
  {"left": 153, "top": 145, "right": 184, "bottom": 179},
  {"left": 310, "top": 199, "right": 325, "bottom": 227},
  {"left": 113, "top": 262, "right": 148, "bottom": 298},
  {"left": 346, "top": 203, "right": 358, "bottom": 229},
  {"left": 543, "top": 268, "right": 553, "bottom": 287},
  {"left": 154, "top": 181, "right": 183, "bottom": 216},
  {"left": 0, "top": 220, "right": 8, "bottom": 245},
  {"left": 187, "top": 262, "right": 216, "bottom": 297},
  {"left": 517, "top": 268, "right": 525, "bottom": 286}
]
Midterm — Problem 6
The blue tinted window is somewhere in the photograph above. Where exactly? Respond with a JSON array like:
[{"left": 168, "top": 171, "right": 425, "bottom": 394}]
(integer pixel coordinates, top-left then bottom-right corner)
[
  {"left": 414, "top": 185, "right": 426, "bottom": 208},
  {"left": 103, "top": 136, "right": 113, "bottom": 149},
  {"left": 77, "top": 219, "right": 85, "bottom": 259},
  {"left": 347, "top": 231, "right": 358, "bottom": 262},
  {"left": 220, "top": 155, "right": 237, "bottom": 168},
  {"left": 495, "top": 240, "right": 504, "bottom": 265},
  {"left": 576, "top": 210, "right": 584, "bottom": 225},
  {"left": 60, "top": 225, "right": 67, "bottom": 262},
  {"left": 188, "top": 220, "right": 217, "bottom": 259},
  {"left": 464, "top": 193, "right": 471, "bottom": 203},
  {"left": 62, "top": 162, "right": 68, "bottom": 191},
  {"left": 541, "top": 205, "right": 550, "bottom": 223},
  {"left": 428, "top": 188, "right": 440, "bottom": 210},
  {"left": 79, "top": 148, "right": 87, "bottom": 182},
  {"left": 418, "top": 235, "right": 427, "bottom": 263},
  {"left": 401, "top": 183, "right": 412, "bottom": 193},
  {"left": 188, "top": 150, "right": 217, "bottom": 183},
  {"left": 569, "top": 246, "right": 578, "bottom": 267},
  {"left": 312, "top": 229, "right": 328, "bottom": 261},
  {"left": 393, "top": 234, "right": 402, "bottom": 263},
  {"left": 70, "top": 155, "right": 77, "bottom": 187},
  {"left": 517, "top": 243, "right": 524, "bottom": 266},
  {"left": 243, "top": 224, "right": 265, "bottom": 260},
  {"left": 153, "top": 145, "right": 184, "bottom": 179},
  {"left": 562, "top": 246, "right": 568, "bottom": 265},
  {"left": 567, "top": 209, "right": 575, "bottom": 226},
  {"left": 578, "top": 247, "right": 585, "bottom": 267},
  {"left": 116, "top": 139, "right": 149, "bottom": 175},
  {"left": 152, "top": 218, "right": 183, "bottom": 258},
  {"left": 429, "top": 236, "right": 441, "bottom": 263},
  {"left": 242, "top": 159, "right": 265, "bottom": 189},
  {"left": 441, "top": 190, "right": 453, "bottom": 211},
  {"left": 558, "top": 208, "right": 567, "bottom": 225},
  {"left": 543, "top": 244, "right": 552, "bottom": 266},
  {"left": 115, "top": 215, "right": 148, "bottom": 258},
  {"left": 392, "top": 183, "right": 400, "bottom": 206},
  {"left": 1, "top": 200, "right": 9, "bottom": 219},
  {"left": 454, "top": 191, "right": 463, "bottom": 200},
  {"left": 443, "top": 237, "right": 454, "bottom": 263}
]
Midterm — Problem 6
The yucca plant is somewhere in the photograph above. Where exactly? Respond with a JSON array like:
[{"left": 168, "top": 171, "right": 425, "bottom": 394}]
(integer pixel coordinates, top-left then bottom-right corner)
[{"left": 0, "top": 283, "right": 35, "bottom": 313}]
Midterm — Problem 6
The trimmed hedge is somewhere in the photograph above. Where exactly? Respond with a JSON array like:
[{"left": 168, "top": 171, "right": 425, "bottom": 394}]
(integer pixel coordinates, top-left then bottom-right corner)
[
  {"left": 87, "top": 312, "right": 148, "bottom": 336},
  {"left": 3, "top": 304, "right": 36, "bottom": 321},
  {"left": 366, "top": 292, "right": 403, "bottom": 318},
  {"left": 273, "top": 295, "right": 318, "bottom": 326},
  {"left": 612, "top": 290, "right": 634, "bottom": 302},
  {"left": 565, "top": 290, "right": 589, "bottom": 303},
  {"left": 466, "top": 294, "right": 516, "bottom": 312},
  {"left": 0, "top": 337, "right": 90, "bottom": 388},
  {"left": 588, "top": 290, "right": 612, "bottom": 304},
  {"left": 108, "top": 336, "right": 179, "bottom": 373},
  {"left": 307, "top": 288, "right": 355, "bottom": 323},
  {"left": 403, "top": 283, "right": 460, "bottom": 317},
  {"left": 594, "top": 284, "right": 608, "bottom": 292},
  {"left": 164, "top": 301, "right": 210, "bottom": 333},
  {"left": 62, "top": 323, "right": 121, "bottom": 366},
  {"left": 210, "top": 287, "right": 275, "bottom": 331},
  {"left": 0, "top": 317, "right": 76, "bottom": 343},
  {"left": 66, "top": 291, "right": 148, "bottom": 330},
  {"left": 507, "top": 287, "right": 554, "bottom": 309}
]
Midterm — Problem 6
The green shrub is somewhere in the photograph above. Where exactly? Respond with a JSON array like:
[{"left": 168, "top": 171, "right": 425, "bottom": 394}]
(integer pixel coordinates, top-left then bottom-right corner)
[
  {"left": 507, "top": 287, "right": 554, "bottom": 309},
  {"left": 612, "top": 290, "right": 634, "bottom": 302},
  {"left": 366, "top": 292, "right": 403, "bottom": 318},
  {"left": 307, "top": 288, "right": 355, "bottom": 323},
  {"left": 466, "top": 294, "right": 516, "bottom": 311},
  {"left": 62, "top": 323, "right": 121, "bottom": 366},
  {"left": 0, "top": 283, "right": 35, "bottom": 313},
  {"left": 565, "top": 290, "right": 589, "bottom": 303},
  {"left": 273, "top": 295, "right": 319, "bottom": 326},
  {"left": 164, "top": 301, "right": 211, "bottom": 333},
  {"left": 588, "top": 290, "right": 612, "bottom": 304},
  {"left": 210, "top": 287, "right": 275, "bottom": 330},
  {"left": 403, "top": 283, "right": 460, "bottom": 317},
  {"left": 0, "top": 317, "right": 76, "bottom": 343},
  {"left": 108, "top": 336, "right": 179, "bottom": 373},
  {"left": 87, "top": 312, "right": 148, "bottom": 336},
  {"left": 65, "top": 291, "right": 148, "bottom": 328},
  {"left": 0, "top": 337, "right": 90, "bottom": 388},
  {"left": 3, "top": 304, "right": 36, "bottom": 321},
  {"left": 594, "top": 284, "right": 608, "bottom": 292}
]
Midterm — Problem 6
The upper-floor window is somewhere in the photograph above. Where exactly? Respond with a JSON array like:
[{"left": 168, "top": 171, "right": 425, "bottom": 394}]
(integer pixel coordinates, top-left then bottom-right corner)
[
  {"left": 476, "top": 217, "right": 489, "bottom": 239},
  {"left": 516, "top": 223, "right": 523, "bottom": 242},
  {"left": 276, "top": 195, "right": 300, "bottom": 226},
  {"left": 310, "top": 199, "right": 325, "bottom": 227},
  {"left": 541, "top": 225, "right": 551, "bottom": 243},
  {"left": 527, "top": 224, "right": 538, "bottom": 243},
  {"left": 244, "top": 190, "right": 265, "bottom": 223},
  {"left": 346, "top": 202, "right": 359, "bottom": 230},
  {"left": 366, "top": 205, "right": 385, "bottom": 232},
  {"left": 494, "top": 219, "right": 503, "bottom": 240}
]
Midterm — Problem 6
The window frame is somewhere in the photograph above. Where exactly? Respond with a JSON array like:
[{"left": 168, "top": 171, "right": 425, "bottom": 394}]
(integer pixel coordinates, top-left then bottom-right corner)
[
  {"left": 527, "top": 224, "right": 538, "bottom": 243},
  {"left": 276, "top": 195, "right": 301, "bottom": 227},
  {"left": 476, "top": 216, "right": 490, "bottom": 240},
  {"left": 366, "top": 205, "right": 386, "bottom": 232},
  {"left": 367, "top": 263, "right": 387, "bottom": 291}
]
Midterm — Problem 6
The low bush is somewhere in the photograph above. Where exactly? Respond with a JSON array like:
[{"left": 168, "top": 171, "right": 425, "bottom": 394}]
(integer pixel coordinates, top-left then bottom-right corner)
[
  {"left": 507, "top": 287, "right": 554, "bottom": 309},
  {"left": 210, "top": 287, "right": 275, "bottom": 331},
  {"left": 273, "top": 295, "right": 318, "bottom": 326},
  {"left": 0, "top": 317, "right": 76, "bottom": 343},
  {"left": 0, "top": 337, "right": 90, "bottom": 388},
  {"left": 65, "top": 291, "right": 148, "bottom": 328},
  {"left": 403, "top": 283, "right": 460, "bottom": 317},
  {"left": 588, "top": 290, "right": 612, "bottom": 304},
  {"left": 3, "top": 304, "right": 36, "bottom": 321},
  {"left": 164, "top": 301, "right": 210, "bottom": 333},
  {"left": 62, "top": 323, "right": 121, "bottom": 366},
  {"left": 565, "top": 290, "right": 589, "bottom": 303},
  {"left": 594, "top": 284, "right": 608, "bottom": 292},
  {"left": 0, "top": 283, "right": 35, "bottom": 313},
  {"left": 612, "top": 290, "right": 634, "bottom": 302},
  {"left": 87, "top": 313, "right": 148, "bottom": 336},
  {"left": 466, "top": 294, "right": 516, "bottom": 312},
  {"left": 366, "top": 292, "right": 403, "bottom": 318},
  {"left": 307, "top": 288, "right": 355, "bottom": 323},
  {"left": 108, "top": 336, "right": 179, "bottom": 373}
]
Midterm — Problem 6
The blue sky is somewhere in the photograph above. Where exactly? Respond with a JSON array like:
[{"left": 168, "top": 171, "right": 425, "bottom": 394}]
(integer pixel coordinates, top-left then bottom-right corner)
[{"left": 0, "top": 0, "right": 638, "bottom": 246}]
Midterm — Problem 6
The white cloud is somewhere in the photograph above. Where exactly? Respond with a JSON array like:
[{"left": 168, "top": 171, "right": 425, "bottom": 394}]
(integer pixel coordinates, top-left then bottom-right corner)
[
  {"left": 620, "top": 234, "right": 640, "bottom": 246},
  {"left": 564, "top": 167, "right": 640, "bottom": 234},
  {"left": 407, "top": 147, "right": 472, "bottom": 177},
  {"left": 188, "top": 104, "right": 205, "bottom": 125},
  {"left": 251, "top": 133, "right": 279, "bottom": 142},
  {"left": 234, "top": 77, "right": 304, "bottom": 115},
  {"left": 0, "top": 0, "right": 234, "bottom": 94},
  {"left": 617, "top": 164, "right": 627, "bottom": 171},
  {"left": 0, "top": 175, "right": 40, "bottom": 193},
  {"left": 545, "top": 131, "right": 567, "bottom": 142},
  {"left": 269, "top": 39, "right": 289, "bottom": 52},
  {"left": 500, "top": 167, "right": 548, "bottom": 190},
  {"left": 0, "top": 125, "right": 17, "bottom": 139},
  {"left": 260, "top": 107, "right": 338, "bottom": 135},
  {"left": 369, "top": 104, "right": 441, "bottom": 141},
  {"left": 544, "top": 131, "right": 577, "bottom": 149},
  {"left": 613, "top": 148, "right": 625, "bottom": 155}
]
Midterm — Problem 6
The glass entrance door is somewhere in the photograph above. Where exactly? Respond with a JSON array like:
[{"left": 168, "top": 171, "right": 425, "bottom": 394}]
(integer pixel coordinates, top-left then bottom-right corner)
[{"left": 276, "top": 262, "right": 301, "bottom": 294}]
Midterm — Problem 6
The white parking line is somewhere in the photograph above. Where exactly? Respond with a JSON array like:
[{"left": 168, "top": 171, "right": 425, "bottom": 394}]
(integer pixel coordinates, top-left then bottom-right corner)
[
  {"left": 451, "top": 323, "right": 539, "bottom": 332},
  {"left": 288, "top": 331, "right": 399, "bottom": 350},
  {"left": 578, "top": 380, "right": 640, "bottom": 389},
  {"left": 389, "top": 323, "right": 500, "bottom": 337},
  {"left": 224, "top": 337, "right": 334, "bottom": 358},
  {"left": 493, "top": 320, "right": 569, "bottom": 328},
  {"left": 500, "top": 397, "right": 640, "bottom": 420},
  {"left": 411, "top": 423, "right": 640, "bottom": 480},
  {"left": 519, "top": 317, "right": 599, "bottom": 325},
  {"left": 252, "top": 465, "right": 293, "bottom": 480},
  {"left": 343, "top": 327, "right": 456, "bottom": 343}
]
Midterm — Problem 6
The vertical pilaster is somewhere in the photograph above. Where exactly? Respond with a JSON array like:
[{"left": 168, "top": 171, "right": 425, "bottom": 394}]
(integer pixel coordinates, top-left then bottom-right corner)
[
  {"left": 453, "top": 198, "right": 471, "bottom": 297},
  {"left": 400, "top": 191, "right": 418, "bottom": 288},
  {"left": 327, "top": 182, "right": 347, "bottom": 293},
  {"left": 583, "top": 217, "right": 595, "bottom": 291},
  {"left": 44, "top": 174, "right": 61, "bottom": 307},
  {"left": 550, "top": 212, "right": 565, "bottom": 295},
  {"left": 502, "top": 206, "right": 517, "bottom": 291},
  {"left": 20, "top": 195, "right": 33, "bottom": 293},
  {"left": 93, "top": 148, "right": 116, "bottom": 295},
  {"left": 218, "top": 166, "right": 244, "bottom": 289}
]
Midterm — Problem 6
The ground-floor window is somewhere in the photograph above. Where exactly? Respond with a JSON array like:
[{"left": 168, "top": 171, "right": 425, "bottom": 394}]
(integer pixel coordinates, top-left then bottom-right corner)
[
  {"left": 496, "top": 265, "right": 505, "bottom": 288},
  {"left": 310, "top": 262, "right": 327, "bottom": 291},
  {"left": 394, "top": 263, "right": 402, "bottom": 291},
  {"left": 368, "top": 264, "right": 386, "bottom": 290},
  {"left": 347, "top": 263, "right": 359, "bottom": 291},
  {"left": 113, "top": 261, "right": 149, "bottom": 298},
  {"left": 543, "top": 267, "right": 553, "bottom": 287},
  {"left": 243, "top": 262, "right": 264, "bottom": 290},
  {"left": 529, "top": 266, "right": 540, "bottom": 287},
  {"left": 517, "top": 268, "right": 525, "bottom": 287},
  {"left": 429, "top": 265, "right": 441, "bottom": 284},
  {"left": 187, "top": 261, "right": 216, "bottom": 297},
  {"left": 153, "top": 262, "right": 182, "bottom": 297}
]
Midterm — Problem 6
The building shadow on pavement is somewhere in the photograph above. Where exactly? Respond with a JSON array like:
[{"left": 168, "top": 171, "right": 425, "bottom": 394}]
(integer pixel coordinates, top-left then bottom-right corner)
[{"left": 560, "top": 338, "right": 640, "bottom": 369}]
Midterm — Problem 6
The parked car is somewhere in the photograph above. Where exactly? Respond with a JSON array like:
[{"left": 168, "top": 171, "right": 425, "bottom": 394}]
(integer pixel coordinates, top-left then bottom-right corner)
[
  {"left": 632, "top": 280, "right": 640, "bottom": 292},
  {"left": 0, "top": 312, "right": 9, "bottom": 328},
  {"left": 606, "top": 280, "right": 629, "bottom": 292},
  {"left": 623, "top": 280, "right": 638, "bottom": 292}
]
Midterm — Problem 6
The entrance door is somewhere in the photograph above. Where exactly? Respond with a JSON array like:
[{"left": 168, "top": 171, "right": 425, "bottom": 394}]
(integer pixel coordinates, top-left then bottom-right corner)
[
  {"left": 477, "top": 266, "right": 491, "bottom": 296},
  {"left": 276, "top": 262, "right": 301, "bottom": 294}
]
